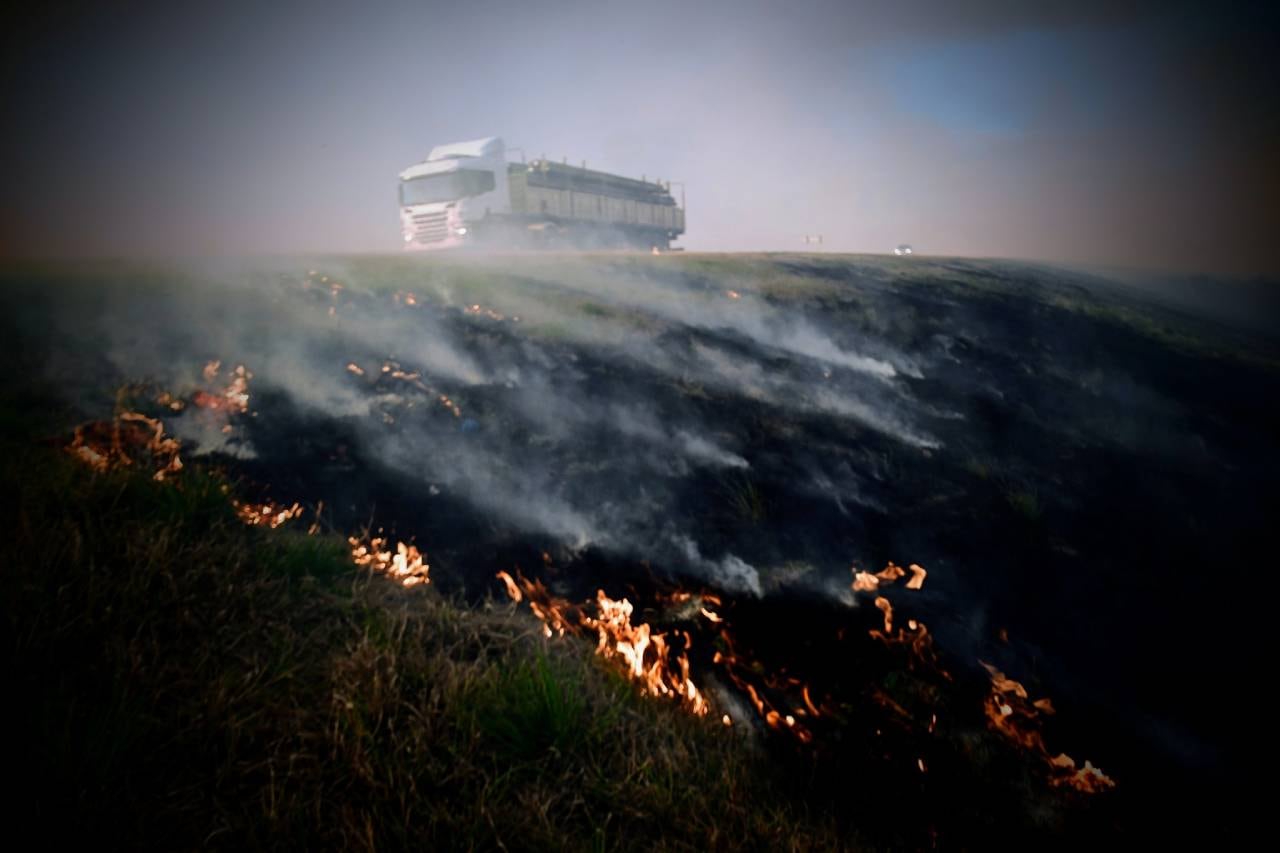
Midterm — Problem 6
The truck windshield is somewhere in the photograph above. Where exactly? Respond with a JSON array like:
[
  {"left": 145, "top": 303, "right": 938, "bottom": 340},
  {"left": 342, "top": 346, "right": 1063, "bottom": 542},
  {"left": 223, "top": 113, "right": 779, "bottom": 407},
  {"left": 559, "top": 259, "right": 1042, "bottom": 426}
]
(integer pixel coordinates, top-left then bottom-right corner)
[{"left": 400, "top": 170, "right": 495, "bottom": 205}]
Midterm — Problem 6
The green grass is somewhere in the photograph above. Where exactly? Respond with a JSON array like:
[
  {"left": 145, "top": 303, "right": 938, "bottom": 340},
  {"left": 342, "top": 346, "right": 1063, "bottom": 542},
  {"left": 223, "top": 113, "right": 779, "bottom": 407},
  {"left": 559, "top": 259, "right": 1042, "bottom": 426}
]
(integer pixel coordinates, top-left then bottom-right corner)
[
  {"left": 718, "top": 471, "right": 770, "bottom": 526},
  {"left": 0, "top": 435, "right": 846, "bottom": 850}
]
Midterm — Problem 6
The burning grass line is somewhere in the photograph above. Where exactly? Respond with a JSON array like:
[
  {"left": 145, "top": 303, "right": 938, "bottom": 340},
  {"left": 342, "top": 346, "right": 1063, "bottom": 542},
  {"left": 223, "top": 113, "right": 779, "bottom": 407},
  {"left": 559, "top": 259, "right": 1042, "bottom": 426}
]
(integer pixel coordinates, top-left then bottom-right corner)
[
  {"left": 496, "top": 570, "right": 709, "bottom": 717},
  {"left": 849, "top": 559, "right": 1115, "bottom": 795}
]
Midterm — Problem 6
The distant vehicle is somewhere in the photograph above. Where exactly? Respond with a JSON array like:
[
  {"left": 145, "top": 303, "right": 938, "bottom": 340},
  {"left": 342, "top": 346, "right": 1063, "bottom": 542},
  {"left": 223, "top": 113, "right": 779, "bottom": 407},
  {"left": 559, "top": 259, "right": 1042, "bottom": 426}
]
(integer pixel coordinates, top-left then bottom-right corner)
[
  {"left": 399, "top": 137, "right": 685, "bottom": 251},
  {"left": 893, "top": 244, "right": 914, "bottom": 256}
]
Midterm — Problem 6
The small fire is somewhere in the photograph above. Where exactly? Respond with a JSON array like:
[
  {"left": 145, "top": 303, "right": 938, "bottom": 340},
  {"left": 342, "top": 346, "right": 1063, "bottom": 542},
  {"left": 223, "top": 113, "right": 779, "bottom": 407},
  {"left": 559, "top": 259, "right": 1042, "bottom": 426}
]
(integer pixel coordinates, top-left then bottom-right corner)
[
  {"left": 726, "top": 290, "right": 741, "bottom": 300},
  {"left": 496, "top": 570, "right": 709, "bottom": 716},
  {"left": 979, "top": 662, "right": 1115, "bottom": 793},
  {"left": 346, "top": 362, "right": 365, "bottom": 377},
  {"left": 66, "top": 411, "right": 184, "bottom": 481},
  {"left": 349, "top": 535, "right": 430, "bottom": 587},
  {"left": 235, "top": 500, "right": 303, "bottom": 529},
  {"left": 850, "top": 561, "right": 921, "bottom": 593},
  {"left": 193, "top": 363, "right": 251, "bottom": 414},
  {"left": 712, "top": 629, "right": 817, "bottom": 744},
  {"left": 437, "top": 394, "right": 462, "bottom": 418},
  {"left": 465, "top": 303, "right": 506, "bottom": 322}
]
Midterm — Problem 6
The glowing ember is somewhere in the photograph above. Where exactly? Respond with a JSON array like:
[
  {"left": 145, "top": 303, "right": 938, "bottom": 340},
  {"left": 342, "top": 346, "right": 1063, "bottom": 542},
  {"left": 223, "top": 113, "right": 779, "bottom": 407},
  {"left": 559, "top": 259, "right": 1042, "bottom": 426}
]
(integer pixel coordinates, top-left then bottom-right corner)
[
  {"left": 349, "top": 535, "right": 430, "bottom": 587},
  {"left": 465, "top": 303, "right": 506, "bottom": 322},
  {"left": 438, "top": 394, "right": 462, "bottom": 418},
  {"left": 712, "top": 629, "right": 817, "bottom": 744},
  {"left": 346, "top": 362, "right": 366, "bottom": 376},
  {"left": 726, "top": 290, "right": 741, "bottom": 299}
]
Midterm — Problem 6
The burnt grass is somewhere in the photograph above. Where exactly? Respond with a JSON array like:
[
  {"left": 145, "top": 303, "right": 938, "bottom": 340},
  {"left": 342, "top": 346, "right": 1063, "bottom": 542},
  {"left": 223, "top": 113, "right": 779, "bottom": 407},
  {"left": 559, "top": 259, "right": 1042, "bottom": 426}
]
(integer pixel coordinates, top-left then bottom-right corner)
[{"left": 4, "top": 252, "right": 1279, "bottom": 847}]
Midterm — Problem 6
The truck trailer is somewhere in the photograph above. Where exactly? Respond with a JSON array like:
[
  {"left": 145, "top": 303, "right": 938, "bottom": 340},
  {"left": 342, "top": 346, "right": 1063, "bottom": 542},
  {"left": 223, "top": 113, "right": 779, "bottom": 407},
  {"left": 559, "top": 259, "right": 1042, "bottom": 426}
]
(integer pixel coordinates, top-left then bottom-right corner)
[{"left": 398, "top": 137, "right": 685, "bottom": 251}]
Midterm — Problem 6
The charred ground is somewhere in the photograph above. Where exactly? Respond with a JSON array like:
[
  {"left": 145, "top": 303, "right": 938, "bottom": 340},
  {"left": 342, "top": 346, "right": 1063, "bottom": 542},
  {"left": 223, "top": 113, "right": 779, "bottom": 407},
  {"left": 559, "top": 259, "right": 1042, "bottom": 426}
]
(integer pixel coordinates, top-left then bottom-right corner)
[{"left": 5, "top": 252, "right": 1277, "bottom": 846}]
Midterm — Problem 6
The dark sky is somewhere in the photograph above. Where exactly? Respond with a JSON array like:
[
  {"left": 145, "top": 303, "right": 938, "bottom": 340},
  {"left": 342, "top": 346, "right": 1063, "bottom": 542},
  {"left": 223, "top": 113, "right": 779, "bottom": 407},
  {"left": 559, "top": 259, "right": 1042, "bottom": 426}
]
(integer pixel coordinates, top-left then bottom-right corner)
[{"left": 3, "top": 1, "right": 1277, "bottom": 274}]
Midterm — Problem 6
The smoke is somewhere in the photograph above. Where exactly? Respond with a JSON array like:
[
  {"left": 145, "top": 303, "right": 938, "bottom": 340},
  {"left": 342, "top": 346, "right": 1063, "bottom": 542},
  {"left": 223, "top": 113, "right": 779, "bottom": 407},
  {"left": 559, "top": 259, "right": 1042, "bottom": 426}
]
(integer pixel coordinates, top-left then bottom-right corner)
[
  {"left": 674, "top": 536, "right": 763, "bottom": 597},
  {"left": 32, "top": 253, "right": 948, "bottom": 598}
]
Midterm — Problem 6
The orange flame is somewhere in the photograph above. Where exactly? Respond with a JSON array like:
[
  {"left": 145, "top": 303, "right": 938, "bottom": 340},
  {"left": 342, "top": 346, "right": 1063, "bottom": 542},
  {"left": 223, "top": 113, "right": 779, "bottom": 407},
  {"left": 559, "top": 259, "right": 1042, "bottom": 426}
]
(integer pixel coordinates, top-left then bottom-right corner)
[
  {"left": 906, "top": 563, "right": 927, "bottom": 590},
  {"left": 979, "top": 662, "right": 1115, "bottom": 793},
  {"left": 496, "top": 570, "right": 708, "bottom": 716},
  {"left": 192, "top": 363, "right": 251, "bottom": 414},
  {"left": 465, "top": 303, "right": 506, "bottom": 322},
  {"left": 66, "top": 412, "right": 184, "bottom": 481},
  {"left": 874, "top": 596, "right": 894, "bottom": 633},
  {"left": 349, "top": 535, "right": 430, "bottom": 587},
  {"left": 235, "top": 500, "right": 303, "bottom": 529}
]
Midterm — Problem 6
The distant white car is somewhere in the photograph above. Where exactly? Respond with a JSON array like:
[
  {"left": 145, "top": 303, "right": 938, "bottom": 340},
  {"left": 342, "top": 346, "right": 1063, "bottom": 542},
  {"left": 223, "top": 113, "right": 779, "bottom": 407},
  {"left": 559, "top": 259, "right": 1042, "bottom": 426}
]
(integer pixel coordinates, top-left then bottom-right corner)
[{"left": 893, "top": 244, "right": 914, "bottom": 256}]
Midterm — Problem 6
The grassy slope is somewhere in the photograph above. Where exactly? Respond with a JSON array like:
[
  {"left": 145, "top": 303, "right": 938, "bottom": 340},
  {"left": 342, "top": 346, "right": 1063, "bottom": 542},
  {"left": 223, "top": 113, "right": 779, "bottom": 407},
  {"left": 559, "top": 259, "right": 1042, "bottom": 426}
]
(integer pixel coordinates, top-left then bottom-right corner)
[
  {"left": 0, "top": 396, "right": 844, "bottom": 851},
  {"left": 9, "top": 252, "right": 1254, "bottom": 847}
]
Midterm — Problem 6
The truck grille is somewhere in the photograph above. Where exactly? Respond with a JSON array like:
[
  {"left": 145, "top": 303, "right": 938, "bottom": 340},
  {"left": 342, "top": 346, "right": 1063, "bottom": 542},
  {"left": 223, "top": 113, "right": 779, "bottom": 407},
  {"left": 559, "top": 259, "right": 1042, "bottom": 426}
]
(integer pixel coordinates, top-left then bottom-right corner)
[{"left": 412, "top": 211, "right": 449, "bottom": 243}]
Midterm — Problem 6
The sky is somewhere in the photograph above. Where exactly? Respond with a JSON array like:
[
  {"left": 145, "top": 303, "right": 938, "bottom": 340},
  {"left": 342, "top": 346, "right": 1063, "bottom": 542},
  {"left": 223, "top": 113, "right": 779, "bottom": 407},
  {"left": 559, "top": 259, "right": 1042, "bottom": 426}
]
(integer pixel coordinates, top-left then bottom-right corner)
[{"left": 2, "top": 0, "right": 1277, "bottom": 274}]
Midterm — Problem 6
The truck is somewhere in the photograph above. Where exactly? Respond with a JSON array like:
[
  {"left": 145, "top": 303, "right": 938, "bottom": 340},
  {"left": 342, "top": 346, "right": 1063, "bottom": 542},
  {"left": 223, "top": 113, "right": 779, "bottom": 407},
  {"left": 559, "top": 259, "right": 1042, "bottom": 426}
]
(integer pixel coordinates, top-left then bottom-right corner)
[{"left": 398, "top": 137, "right": 685, "bottom": 251}]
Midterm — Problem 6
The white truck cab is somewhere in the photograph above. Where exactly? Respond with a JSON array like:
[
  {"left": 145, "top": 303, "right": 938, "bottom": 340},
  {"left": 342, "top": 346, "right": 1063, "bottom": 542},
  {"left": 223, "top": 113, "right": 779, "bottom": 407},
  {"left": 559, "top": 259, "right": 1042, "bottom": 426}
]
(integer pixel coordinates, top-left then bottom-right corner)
[{"left": 399, "top": 137, "right": 510, "bottom": 249}]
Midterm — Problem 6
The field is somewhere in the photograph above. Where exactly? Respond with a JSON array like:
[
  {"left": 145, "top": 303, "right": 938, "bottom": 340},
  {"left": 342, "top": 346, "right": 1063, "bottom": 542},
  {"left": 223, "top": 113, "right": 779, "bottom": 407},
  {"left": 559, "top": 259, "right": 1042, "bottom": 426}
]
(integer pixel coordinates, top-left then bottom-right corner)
[{"left": 4, "top": 252, "right": 1276, "bottom": 847}]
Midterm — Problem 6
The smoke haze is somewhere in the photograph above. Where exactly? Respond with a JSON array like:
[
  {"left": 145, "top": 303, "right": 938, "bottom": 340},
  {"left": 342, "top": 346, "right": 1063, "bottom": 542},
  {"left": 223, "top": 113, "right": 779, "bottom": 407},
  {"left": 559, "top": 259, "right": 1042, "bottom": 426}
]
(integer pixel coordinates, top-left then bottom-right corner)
[{"left": 3, "top": 1, "right": 1278, "bottom": 275}]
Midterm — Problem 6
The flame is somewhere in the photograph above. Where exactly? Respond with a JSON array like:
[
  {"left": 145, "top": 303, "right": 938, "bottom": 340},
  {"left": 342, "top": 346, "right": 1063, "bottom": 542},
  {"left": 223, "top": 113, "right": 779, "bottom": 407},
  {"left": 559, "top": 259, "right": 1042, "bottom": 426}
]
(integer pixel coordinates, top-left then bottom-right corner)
[
  {"left": 874, "top": 596, "right": 894, "bottom": 633},
  {"left": 235, "top": 500, "right": 303, "bottom": 529},
  {"left": 876, "top": 563, "right": 906, "bottom": 582},
  {"left": 346, "top": 362, "right": 365, "bottom": 377},
  {"left": 852, "top": 570, "right": 880, "bottom": 592},
  {"left": 712, "top": 629, "right": 817, "bottom": 743},
  {"left": 66, "top": 412, "right": 184, "bottom": 481},
  {"left": 437, "top": 394, "right": 462, "bottom": 418},
  {"left": 465, "top": 303, "right": 506, "bottom": 322},
  {"left": 349, "top": 535, "right": 430, "bottom": 587},
  {"left": 979, "top": 662, "right": 1115, "bottom": 793},
  {"left": 192, "top": 364, "right": 251, "bottom": 414},
  {"left": 726, "top": 290, "right": 741, "bottom": 299},
  {"left": 496, "top": 570, "right": 708, "bottom": 716},
  {"left": 906, "top": 563, "right": 927, "bottom": 590}
]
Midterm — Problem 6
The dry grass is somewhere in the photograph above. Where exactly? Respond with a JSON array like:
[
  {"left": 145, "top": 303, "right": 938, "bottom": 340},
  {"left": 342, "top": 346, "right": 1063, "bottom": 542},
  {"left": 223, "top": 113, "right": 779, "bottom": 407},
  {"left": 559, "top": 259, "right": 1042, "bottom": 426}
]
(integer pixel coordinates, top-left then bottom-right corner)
[{"left": 0, "top": 440, "right": 848, "bottom": 851}]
